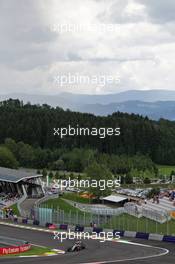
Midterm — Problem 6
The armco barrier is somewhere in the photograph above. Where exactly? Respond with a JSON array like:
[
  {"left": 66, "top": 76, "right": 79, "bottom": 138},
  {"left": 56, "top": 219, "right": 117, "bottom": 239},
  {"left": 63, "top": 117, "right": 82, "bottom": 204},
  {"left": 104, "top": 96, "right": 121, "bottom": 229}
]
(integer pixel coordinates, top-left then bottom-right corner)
[
  {"left": 84, "top": 227, "right": 93, "bottom": 233},
  {"left": 3, "top": 217, "right": 175, "bottom": 245},
  {"left": 136, "top": 232, "right": 149, "bottom": 240},
  {"left": 124, "top": 231, "right": 137, "bottom": 238},
  {"left": 93, "top": 227, "right": 103, "bottom": 234},
  {"left": 163, "top": 235, "right": 175, "bottom": 243},
  {"left": 45, "top": 222, "right": 52, "bottom": 228},
  {"left": 0, "top": 244, "right": 31, "bottom": 255},
  {"left": 59, "top": 224, "right": 68, "bottom": 230},
  {"left": 75, "top": 225, "right": 84, "bottom": 232},
  {"left": 149, "top": 233, "right": 164, "bottom": 241},
  {"left": 113, "top": 230, "right": 124, "bottom": 237},
  {"left": 33, "top": 220, "right": 40, "bottom": 225},
  {"left": 49, "top": 224, "right": 57, "bottom": 230}
]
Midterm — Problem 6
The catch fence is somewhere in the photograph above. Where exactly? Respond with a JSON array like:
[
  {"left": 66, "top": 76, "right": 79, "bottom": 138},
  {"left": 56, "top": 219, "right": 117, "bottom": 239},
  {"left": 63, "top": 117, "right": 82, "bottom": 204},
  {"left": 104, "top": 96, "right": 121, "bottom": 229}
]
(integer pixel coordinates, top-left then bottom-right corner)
[{"left": 32, "top": 204, "right": 175, "bottom": 236}]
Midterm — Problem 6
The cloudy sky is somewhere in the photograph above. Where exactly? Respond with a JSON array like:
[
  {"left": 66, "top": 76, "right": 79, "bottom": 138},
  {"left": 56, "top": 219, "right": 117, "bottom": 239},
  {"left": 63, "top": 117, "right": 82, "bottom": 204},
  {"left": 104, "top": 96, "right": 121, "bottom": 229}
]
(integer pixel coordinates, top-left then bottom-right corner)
[{"left": 0, "top": 0, "right": 175, "bottom": 95}]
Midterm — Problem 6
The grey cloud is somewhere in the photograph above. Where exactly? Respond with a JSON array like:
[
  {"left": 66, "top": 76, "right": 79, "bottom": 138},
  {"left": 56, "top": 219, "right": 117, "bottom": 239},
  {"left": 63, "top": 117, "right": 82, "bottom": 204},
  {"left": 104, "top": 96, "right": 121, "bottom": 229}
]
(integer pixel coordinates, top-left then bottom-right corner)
[
  {"left": 0, "top": 0, "right": 57, "bottom": 70},
  {"left": 97, "top": 0, "right": 146, "bottom": 24},
  {"left": 137, "top": 0, "right": 175, "bottom": 23},
  {"left": 0, "top": 0, "right": 175, "bottom": 95}
]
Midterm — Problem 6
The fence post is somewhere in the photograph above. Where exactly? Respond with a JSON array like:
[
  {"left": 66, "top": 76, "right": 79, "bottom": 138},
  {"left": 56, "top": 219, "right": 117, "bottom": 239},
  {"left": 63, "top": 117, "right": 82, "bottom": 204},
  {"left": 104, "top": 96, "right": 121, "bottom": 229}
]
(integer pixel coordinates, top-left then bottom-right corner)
[
  {"left": 98, "top": 213, "right": 100, "bottom": 226},
  {"left": 110, "top": 215, "right": 112, "bottom": 229},
  {"left": 122, "top": 214, "right": 125, "bottom": 230},
  {"left": 156, "top": 220, "right": 158, "bottom": 234},
  {"left": 69, "top": 210, "right": 71, "bottom": 225},
  {"left": 84, "top": 212, "right": 85, "bottom": 226},
  {"left": 115, "top": 217, "right": 119, "bottom": 229},
  {"left": 57, "top": 206, "right": 59, "bottom": 224},
  {"left": 76, "top": 210, "right": 78, "bottom": 225},
  {"left": 58, "top": 208, "right": 60, "bottom": 223},
  {"left": 118, "top": 216, "right": 120, "bottom": 229},
  {"left": 63, "top": 210, "right": 65, "bottom": 224},
  {"left": 127, "top": 215, "right": 129, "bottom": 231},
  {"left": 146, "top": 218, "right": 148, "bottom": 233},
  {"left": 166, "top": 216, "right": 169, "bottom": 235}
]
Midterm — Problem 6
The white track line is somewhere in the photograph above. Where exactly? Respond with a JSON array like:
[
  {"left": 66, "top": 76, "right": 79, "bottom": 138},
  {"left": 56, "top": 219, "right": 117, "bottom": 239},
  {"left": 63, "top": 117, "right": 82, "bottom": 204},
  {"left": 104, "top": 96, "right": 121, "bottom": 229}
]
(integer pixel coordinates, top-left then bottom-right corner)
[
  {"left": 0, "top": 221, "right": 169, "bottom": 263},
  {"left": 0, "top": 222, "right": 65, "bottom": 258},
  {"left": 31, "top": 243, "right": 47, "bottom": 248},
  {"left": 81, "top": 240, "right": 169, "bottom": 264}
]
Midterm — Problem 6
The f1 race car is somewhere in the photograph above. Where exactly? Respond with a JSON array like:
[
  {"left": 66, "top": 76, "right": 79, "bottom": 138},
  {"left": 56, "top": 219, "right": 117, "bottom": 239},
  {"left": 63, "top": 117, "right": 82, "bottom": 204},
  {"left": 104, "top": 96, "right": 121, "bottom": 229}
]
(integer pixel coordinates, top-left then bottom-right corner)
[{"left": 67, "top": 240, "right": 86, "bottom": 252}]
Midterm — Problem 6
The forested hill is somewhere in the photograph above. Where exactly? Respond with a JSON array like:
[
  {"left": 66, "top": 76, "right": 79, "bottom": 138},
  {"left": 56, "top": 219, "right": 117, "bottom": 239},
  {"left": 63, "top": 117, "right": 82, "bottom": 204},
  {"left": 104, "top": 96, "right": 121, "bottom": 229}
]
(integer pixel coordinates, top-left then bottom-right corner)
[{"left": 0, "top": 99, "right": 175, "bottom": 165}]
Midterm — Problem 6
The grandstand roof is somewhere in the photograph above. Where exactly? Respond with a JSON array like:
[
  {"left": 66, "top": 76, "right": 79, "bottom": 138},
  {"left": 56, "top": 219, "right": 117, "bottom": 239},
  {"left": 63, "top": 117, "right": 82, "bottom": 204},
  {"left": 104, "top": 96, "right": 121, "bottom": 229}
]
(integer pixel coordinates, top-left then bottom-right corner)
[
  {"left": 103, "top": 195, "right": 128, "bottom": 203},
  {"left": 0, "top": 167, "right": 42, "bottom": 183}
]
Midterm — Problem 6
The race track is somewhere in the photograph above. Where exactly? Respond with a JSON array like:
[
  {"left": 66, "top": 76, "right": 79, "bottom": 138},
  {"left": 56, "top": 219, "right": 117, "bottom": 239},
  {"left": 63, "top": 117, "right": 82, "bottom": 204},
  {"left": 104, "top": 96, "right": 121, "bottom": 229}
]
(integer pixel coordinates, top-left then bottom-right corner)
[{"left": 0, "top": 224, "right": 174, "bottom": 264}]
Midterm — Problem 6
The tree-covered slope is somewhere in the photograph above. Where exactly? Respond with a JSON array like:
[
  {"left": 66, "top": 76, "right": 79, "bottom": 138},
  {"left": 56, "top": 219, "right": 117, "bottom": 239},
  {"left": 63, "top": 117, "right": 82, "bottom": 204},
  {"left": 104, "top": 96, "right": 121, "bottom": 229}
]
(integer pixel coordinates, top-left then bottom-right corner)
[{"left": 0, "top": 99, "right": 175, "bottom": 164}]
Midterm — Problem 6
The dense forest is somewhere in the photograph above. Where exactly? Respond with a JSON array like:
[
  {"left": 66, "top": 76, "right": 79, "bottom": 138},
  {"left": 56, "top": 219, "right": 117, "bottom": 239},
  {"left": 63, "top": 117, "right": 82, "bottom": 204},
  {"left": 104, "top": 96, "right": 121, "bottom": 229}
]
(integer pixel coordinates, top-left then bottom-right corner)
[{"left": 0, "top": 99, "right": 175, "bottom": 166}]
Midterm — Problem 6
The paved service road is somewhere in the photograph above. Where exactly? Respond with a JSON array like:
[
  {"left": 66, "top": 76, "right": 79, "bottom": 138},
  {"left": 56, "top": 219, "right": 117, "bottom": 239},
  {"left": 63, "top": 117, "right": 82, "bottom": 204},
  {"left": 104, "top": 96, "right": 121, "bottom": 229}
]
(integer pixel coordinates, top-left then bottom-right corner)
[{"left": 0, "top": 224, "right": 174, "bottom": 264}]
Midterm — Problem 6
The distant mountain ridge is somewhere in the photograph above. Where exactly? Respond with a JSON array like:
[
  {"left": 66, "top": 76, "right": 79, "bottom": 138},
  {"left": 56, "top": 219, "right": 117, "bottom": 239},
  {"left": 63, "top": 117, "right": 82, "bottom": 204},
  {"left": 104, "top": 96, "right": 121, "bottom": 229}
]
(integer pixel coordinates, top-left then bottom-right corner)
[
  {"left": 60, "top": 90, "right": 175, "bottom": 104},
  {"left": 1, "top": 90, "right": 175, "bottom": 120},
  {"left": 78, "top": 100, "right": 175, "bottom": 120}
]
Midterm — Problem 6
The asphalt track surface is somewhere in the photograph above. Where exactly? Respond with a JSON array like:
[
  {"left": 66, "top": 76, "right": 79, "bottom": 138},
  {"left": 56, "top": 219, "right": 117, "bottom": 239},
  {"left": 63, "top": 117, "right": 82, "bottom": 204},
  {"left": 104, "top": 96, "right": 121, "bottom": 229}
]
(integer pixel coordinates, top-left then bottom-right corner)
[{"left": 0, "top": 224, "right": 174, "bottom": 264}]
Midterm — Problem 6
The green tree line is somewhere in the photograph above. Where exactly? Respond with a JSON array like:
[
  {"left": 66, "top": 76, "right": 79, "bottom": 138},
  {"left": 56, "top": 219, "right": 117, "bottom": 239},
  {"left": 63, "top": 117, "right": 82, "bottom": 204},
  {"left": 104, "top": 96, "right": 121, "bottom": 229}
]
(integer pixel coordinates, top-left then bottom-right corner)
[{"left": 0, "top": 99, "right": 175, "bottom": 165}]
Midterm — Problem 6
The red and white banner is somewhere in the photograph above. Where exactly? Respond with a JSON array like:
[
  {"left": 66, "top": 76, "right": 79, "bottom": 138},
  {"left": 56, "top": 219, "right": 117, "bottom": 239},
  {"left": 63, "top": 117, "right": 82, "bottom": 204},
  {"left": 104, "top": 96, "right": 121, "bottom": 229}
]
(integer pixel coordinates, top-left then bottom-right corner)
[{"left": 0, "top": 244, "right": 31, "bottom": 255}]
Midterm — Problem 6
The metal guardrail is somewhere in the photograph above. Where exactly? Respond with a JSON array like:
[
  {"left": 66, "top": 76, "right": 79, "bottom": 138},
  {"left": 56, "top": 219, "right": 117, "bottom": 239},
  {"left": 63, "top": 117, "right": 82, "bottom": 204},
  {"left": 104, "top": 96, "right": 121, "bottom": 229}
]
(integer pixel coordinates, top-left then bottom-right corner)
[
  {"left": 62, "top": 198, "right": 125, "bottom": 216},
  {"left": 34, "top": 194, "right": 58, "bottom": 207}
]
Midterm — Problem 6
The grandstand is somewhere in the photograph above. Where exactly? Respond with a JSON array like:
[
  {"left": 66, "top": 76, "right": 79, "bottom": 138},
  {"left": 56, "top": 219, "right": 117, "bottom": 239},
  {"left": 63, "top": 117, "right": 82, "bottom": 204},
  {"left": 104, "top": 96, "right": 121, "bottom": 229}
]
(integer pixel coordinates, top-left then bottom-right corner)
[
  {"left": 142, "top": 196, "right": 175, "bottom": 213},
  {"left": 0, "top": 167, "right": 44, "bottom": 207},
  {"left": 125, "top": 197, "right": 175, "bottom": 223}
]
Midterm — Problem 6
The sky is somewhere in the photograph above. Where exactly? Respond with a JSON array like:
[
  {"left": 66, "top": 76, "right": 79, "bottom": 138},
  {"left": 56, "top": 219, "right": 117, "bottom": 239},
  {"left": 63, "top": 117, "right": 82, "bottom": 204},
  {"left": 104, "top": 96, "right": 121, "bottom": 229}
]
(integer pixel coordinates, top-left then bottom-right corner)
[{"left": 0, "top": 0, "right": 175, "bottom": 95}]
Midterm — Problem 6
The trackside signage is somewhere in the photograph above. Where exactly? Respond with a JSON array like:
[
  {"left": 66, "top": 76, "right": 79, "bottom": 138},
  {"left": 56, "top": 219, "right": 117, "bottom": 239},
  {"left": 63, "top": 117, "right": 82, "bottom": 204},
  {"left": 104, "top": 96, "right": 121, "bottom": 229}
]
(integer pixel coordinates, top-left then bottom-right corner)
[{"left": 0, "top": 244, "right": 31, "bottom": 255}]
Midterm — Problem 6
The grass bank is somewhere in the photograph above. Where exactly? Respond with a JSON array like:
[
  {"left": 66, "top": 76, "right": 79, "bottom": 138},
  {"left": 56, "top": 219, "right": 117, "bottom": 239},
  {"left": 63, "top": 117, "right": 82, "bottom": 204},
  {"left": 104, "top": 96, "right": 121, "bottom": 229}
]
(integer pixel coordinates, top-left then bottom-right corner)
[
  {"left": 42, "top": 197, "right": 83, "bottom": 213},
  {"left": 1, "top": 245, "right": 58, "bottom": 257}
]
